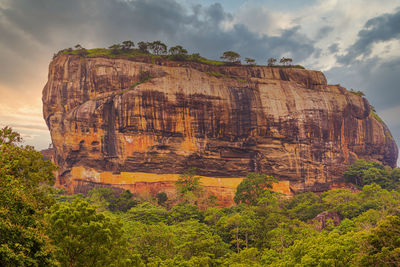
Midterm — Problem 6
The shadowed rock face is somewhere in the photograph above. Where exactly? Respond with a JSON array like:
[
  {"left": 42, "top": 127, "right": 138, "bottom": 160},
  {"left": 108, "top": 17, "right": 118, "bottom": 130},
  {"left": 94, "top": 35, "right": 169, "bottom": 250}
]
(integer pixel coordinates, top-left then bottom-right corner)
[{"left": 43, "top": 54, "right": 398, "bottom": 202}]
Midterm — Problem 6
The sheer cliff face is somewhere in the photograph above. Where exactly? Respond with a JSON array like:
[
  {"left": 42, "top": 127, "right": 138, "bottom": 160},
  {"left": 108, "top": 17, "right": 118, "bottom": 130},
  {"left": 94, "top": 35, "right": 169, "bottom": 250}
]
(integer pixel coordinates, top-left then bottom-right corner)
[{"left": 43, "top": 54, "right": 398, "bottom": 200}]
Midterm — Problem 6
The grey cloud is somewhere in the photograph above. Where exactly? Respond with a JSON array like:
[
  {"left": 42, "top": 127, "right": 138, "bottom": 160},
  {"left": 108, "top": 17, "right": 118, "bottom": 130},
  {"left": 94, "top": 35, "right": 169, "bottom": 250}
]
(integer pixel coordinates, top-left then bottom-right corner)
[
  {"left": 326, "top": 56, "right": 400, "bottom": 110},
  {"left": 316, "top": 26, "right": 333, "bottom": 39},
  {"left": 328, "top": 43, "right": 339, "bottom": 53},
  {"left": 0, "top": 0, "right": 317, "bottom": 78},
  {"left": 338, "top": 8, "right": 400, "bottom": 64},
  {"left": 204, "top": 3, "right": 231, "bottom": 23}
]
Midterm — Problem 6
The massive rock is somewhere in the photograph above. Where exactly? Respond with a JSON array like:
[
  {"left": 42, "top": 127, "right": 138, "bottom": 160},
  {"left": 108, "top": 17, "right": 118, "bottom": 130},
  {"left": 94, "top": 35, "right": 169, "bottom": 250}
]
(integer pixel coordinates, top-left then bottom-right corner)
[{"left": 42, "top": 54, "right": 398, "bottom": 205}]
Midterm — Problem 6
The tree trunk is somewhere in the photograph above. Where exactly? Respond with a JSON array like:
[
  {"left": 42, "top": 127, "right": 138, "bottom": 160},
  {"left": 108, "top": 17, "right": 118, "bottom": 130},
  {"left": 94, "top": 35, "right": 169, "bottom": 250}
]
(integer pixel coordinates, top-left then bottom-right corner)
[{"left": 236, "top": 226, "right": 240, "bottom": 253}]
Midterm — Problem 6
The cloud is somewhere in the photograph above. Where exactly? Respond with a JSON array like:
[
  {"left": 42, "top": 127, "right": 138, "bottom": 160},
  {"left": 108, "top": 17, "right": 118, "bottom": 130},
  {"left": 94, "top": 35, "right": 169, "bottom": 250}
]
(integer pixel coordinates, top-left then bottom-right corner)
[
  {"left": 316, "top": 26, "right": 333, "bottom": 39},
  {"left": 338, "top": 8, "right": 400, "bottom": 64},
  {"left": 0, "top": 0, "right": 318, "bottom": 86},
  {"left": 328, "top": 43, "right": 339, "bottom": 53},
  {"left": 326, "top": 56, "right": 400, "bottom": 110}
]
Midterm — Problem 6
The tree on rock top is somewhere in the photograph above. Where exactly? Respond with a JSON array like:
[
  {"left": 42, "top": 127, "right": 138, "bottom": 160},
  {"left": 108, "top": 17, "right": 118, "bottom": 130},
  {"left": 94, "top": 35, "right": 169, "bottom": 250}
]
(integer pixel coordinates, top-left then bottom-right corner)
[
  {"left": 169, "top": 45, "right": 188, "bottom": 60},
  {"left": 280, "top": 57, "right": 293, "bottom": 66},
  {"left": 148, "top": 41, "right": 167, "bottom": 55},
  {"left": 138, "top": 41, "right": 149, "bottom": 53},
  {"left": 267, "top": 57, "right": 277, "bottom": 66},
  {"left": 220, "top": 51, "right": 240, "bottom": 64},
  {"left": 121, "top": 40, "right": 135, "bottom": 51},
  {"left": 245, "top": 57, "right": 256, "bottom": 66}
]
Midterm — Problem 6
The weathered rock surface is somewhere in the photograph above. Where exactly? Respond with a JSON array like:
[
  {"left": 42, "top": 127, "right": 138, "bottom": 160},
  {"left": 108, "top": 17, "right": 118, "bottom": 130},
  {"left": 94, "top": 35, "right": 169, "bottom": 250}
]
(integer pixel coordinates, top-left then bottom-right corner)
[
  {"left": 309, "top": 211, "right": 342, "bottom": 230},
  {"left": 42, "top": 54, "right": 398, "bottom": 205}
]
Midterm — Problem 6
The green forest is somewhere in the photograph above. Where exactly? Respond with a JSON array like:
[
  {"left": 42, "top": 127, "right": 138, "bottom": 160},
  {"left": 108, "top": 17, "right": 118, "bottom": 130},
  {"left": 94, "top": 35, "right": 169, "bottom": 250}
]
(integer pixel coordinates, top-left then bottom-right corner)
[{"left": 1, "top": 126, "right": 400, "bottom": 266}]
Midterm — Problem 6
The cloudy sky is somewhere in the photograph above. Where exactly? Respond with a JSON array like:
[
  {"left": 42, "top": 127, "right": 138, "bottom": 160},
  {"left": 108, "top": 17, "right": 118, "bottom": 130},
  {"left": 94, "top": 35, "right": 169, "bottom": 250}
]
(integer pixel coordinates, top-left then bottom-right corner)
[{"left": 0, "top": 0, "right": 399, "bottom": 164}]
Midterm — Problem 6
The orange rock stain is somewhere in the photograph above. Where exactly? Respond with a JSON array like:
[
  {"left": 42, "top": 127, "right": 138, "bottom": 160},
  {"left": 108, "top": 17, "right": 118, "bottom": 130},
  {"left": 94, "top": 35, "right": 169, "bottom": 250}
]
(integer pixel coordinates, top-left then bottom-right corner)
[{"left": 120, "top": 134, "right": 155, "bottom": 157}]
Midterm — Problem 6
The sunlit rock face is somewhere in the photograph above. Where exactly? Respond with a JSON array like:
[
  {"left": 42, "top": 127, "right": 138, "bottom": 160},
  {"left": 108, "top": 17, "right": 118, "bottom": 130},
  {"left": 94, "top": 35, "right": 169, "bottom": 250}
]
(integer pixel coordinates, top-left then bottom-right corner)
[{"left": 42, "top": 54, "right": 398, "bottom": 205}]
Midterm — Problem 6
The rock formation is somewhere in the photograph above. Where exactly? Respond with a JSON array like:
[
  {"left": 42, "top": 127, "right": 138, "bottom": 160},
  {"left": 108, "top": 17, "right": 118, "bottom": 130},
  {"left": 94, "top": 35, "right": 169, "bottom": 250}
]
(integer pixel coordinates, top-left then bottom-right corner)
[{"left": 42, "top": 54, "right": 398, "bottom": 205}]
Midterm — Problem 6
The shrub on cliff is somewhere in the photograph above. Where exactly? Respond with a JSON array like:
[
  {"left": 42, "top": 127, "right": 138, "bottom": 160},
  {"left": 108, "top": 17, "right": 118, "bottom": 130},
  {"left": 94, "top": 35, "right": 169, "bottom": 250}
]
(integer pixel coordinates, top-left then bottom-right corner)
[
  {"left": 74, "top": 44, "right": 89, "bottom": 57},
  {"left": 175, "top": 168, "right": 203, "bottom": 196}
]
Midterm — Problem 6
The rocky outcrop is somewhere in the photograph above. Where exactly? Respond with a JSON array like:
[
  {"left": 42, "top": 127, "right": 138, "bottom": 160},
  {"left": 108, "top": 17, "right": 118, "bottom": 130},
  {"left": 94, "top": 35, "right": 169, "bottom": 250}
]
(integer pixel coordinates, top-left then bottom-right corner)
[
  {"left": 42, "top": 54, "right": 398, "bottom": 205},
  {"left": 309, "top": 211, "right": 342, "bottom": 230}
]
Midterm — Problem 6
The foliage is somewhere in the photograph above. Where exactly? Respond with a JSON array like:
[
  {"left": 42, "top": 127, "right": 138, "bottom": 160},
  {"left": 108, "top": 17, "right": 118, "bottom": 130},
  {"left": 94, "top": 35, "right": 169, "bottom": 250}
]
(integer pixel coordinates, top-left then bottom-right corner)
[
  {"left": 274, "top": 230, "right": 360, "bottom": 266},
  {"left": 285, "top": 191, "right": 327, "bottom": 221},
  {"left": 349, "top": 88, "right": 365, "bottom": 97},
  {"left": 87, "top": 188, "right": 138, "bottom": 212},
  {"left": 148, "top": 40, "right": 167, "bottom": 55},
  {"left": 108, "top": 40, "right": 135, "bottom": 55},
  {"left": 267, "top": 57, "right": 277, "bottom": 66},
  {"left": 234, "top": 173, "right": 277, "bottom": 205},
  {"left": 322, "top": 189, "right": 361, "bottom": 218},
  {"left": 137, "top": 41, "right": 149, "bottom": 53},
  {"left": 74, "top": 44, "right": 89, "bottom": 57},
  {"left": 223, "top": 248, "right": 260, "bottom": 266},
  {"left": 371, "top": 109, "right": 384, "bottom": 123},
  {"left": 175, "top": 168, "right": 203, "bottom": 196},
  {"left": 344, "top": 160, "right": 399, "bottom": 190},
  {"left": 245, "top": 57, "right": 256, "bottom": 65},
  {"left": 172, "top": 220, "right": 229, "bottom": 260},
  {"left": 156, "top": 192, "right": 168, "bottom": 205},
  {"left": 188, "top": 53, "right": 226, "bottom": 65},
  {"left": 43, "top": 182, "right": 400, "bottom": 266},
  {"left": 46, "top": 198, "right": 129, "bottom": 266},
  {"left": 0, "top": 127, "right": 57, "bottom": 266},
  {"left": 109, "top": 44, "right": 122, "bottom": 54},
  {"left": 360, "top": 215, "right": 400, "bottom": 266},
  {"left": 169, "top": 203, "right": 203, "bottom": 223},
  {"left": 217, "top": 208, "right": 258, "bottom": 252},
  {"left": 121, "top": 40, "right": 134, "bottom": 51},
  {"left": 124, "top": 202, "right": 170, "bottom": 224},
  {"left": 280, "top": 57, "right": 293, "bottom": 65},
  {"left": 220, "top": 50, "right": 240, "bottom": 63},
  {"left": 168, "top": 45, "right": 188, "bottom": 60},
  {"left": 206, "top": 71, "right": 223, "bottom": 77}
]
